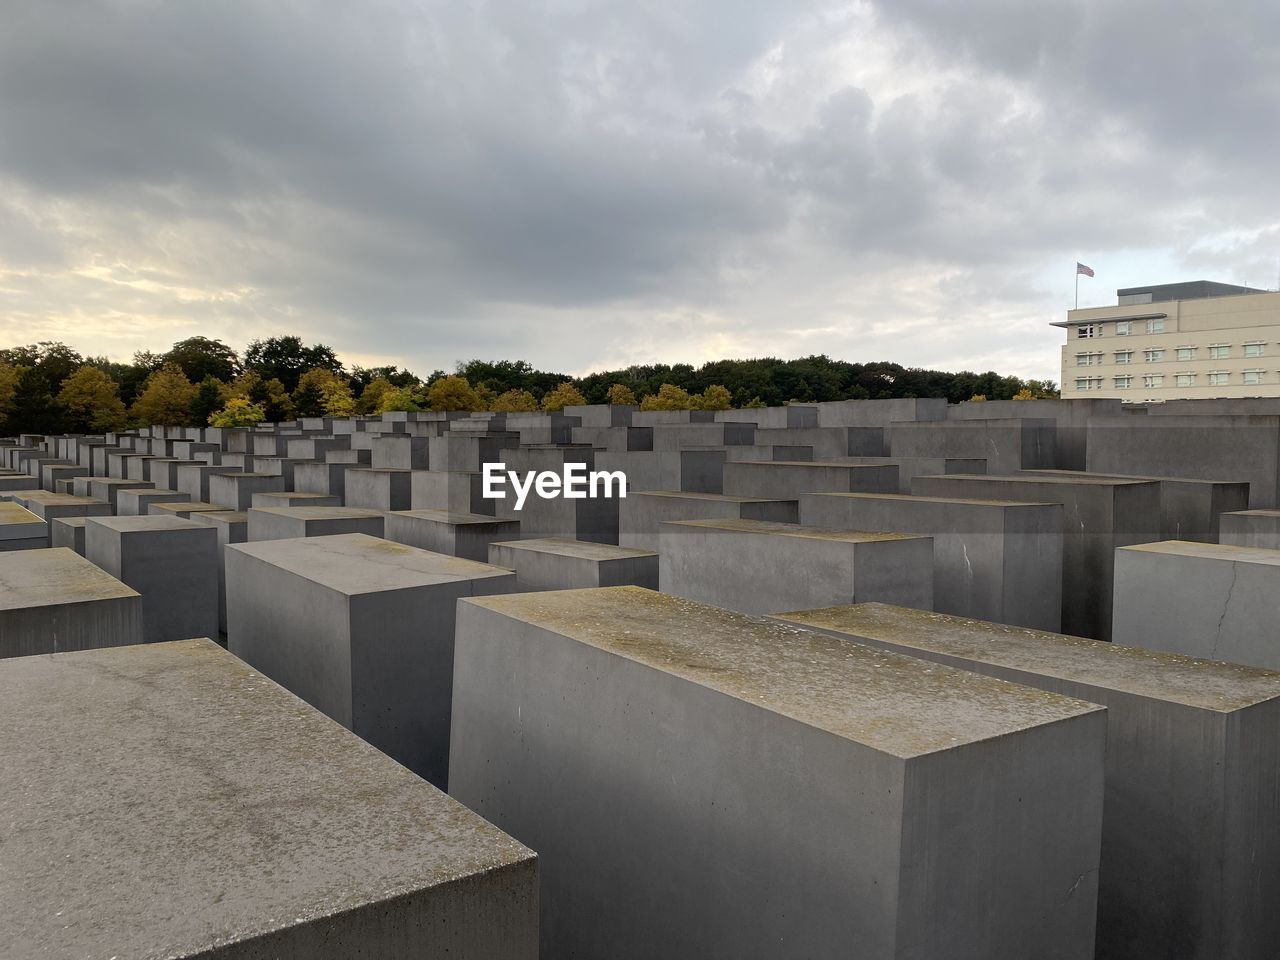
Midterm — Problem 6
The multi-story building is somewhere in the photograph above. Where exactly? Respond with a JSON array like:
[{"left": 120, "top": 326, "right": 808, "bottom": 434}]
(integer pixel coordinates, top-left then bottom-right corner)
[{"left": 1056, "top": 281, "right": 1280, "bottom": 400}]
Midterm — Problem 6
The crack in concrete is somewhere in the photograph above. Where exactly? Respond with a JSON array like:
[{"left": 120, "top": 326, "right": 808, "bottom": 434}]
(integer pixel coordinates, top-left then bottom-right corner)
[{"left": 1211, "top": 562, "right": 1239, "bottom": 660}]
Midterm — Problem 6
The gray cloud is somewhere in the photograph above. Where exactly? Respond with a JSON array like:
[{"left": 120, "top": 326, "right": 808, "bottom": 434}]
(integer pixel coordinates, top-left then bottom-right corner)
[{"left": 0, "top": 0, "right": 1275, "bottom": 382}]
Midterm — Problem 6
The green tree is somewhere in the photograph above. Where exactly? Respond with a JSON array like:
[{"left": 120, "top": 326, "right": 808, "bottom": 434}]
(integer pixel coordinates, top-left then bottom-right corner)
[
  {"left": 692, "top": 384, "right": 732, "bottom": 411},
  {"left": 428, "top": 375, "right": 481, "bottom": 412},
  {"left": 243, "top": 336, "right": 343, "bottom": 392},
  {"left": 7, "top": 366, "right": 60, "bottom": 433},
  {"left": 0, "top": 341, "right": 84, "bottom": 394},
  {"left": 209, "top": 397, "right": 267, "bottom": 428},
  {"left": 380, "top": 386, "right": 426, "bottom": 413},
  {"left": 57, "top": 365, "right": 128, "bottom": 431},
  {"left": 490, "top": 388, "right": 539, "bottom": 412},
  {"left": 357, "top": 377, "right": 396, "bottom": 415},
  {"left": 164, "top": 337, "right": 241, "bottom": 382},
  {"left": 131, "top": 363, "right": 198, "bottom": 426},
  {"left": 0, "top": 362, "right": 19, "bottom": 428},
  {"left": 541, "top": 382, "right": 586, "bottom": 412},
  {"left": 606, "top": 383, "right": 637, "bottom": 405},
  {"left": 190, "top": 376, "right": 229, "bottom": 426}
]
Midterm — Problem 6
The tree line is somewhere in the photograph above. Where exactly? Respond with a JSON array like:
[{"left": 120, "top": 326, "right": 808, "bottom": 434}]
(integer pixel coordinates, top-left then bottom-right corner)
[{"left": 0, "top": 336, "right": 1059, "bottom": 434}]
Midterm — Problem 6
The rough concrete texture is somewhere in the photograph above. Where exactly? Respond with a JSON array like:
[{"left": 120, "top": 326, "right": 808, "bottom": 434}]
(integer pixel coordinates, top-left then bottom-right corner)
[
  {"left": 488, "top": 537, "right": 659, "bottom": 590},
  {"left": 344, "top": 467, "right": 413, "bottom": 510},
  {"left": 1113, "top": 540, "right": 1280, "bottom": 671},
  {"left": 450, "top": 586, "right": 1105, "bottom": 960},
  {"left": 208, "top": 472, "right": 288, "bottom": 511},
  {"left": 773, "top": 602, "right": 1280, "bottom": 960},
  {"left": 1219, "top": 509, "right": 1280, "bottom": 550},
  {"left": 594, "top": 449, "right": 727, "bottom": 494},
  {"left": 888, "top": 417, "right": 1057, "bottom": 475},
  {"left": 912, "top": 474, "right": 1161, "bottom": 640},
  {"left": 190, "top": 510, "right": 249, "bottom": 635},
  {"left": 147, "top": 499, "right": 230, "bottom": 519},
  {"left": 0, "top": 639, "right": 538, "bottom": 959},
  {"left": 0, "top": 547, "right": 142, "bottom": 658},
  {"left": 246, "top": 505, "right": 385, "bottom": 541},
  {"left": 115, "top": 487, "right": 191, "bottom": 516},
  {"left": 249, "top": 491, "right": 341, "bottom": 508},
  {"left": 0, "top": 500, "right": 47, "bottom": 542},
  {"left": 85, "top": 516, "right": 219, "bottom": 644},
  {"left": 384, "top": 508, "right": 520, "bottom": 562},
  {"left": 836, "top": 456, "right": 988, "bottom": 493},
  {"left": 798, "top": 492, "right": 1063, "bottom": 630},
  {"left": 618, "top": 490, "right": 799, "bottom": 552},
  {"left": 227, "top": 533, "right": 517, "bottom": 787},
  {"left": 49, "top": 516, "right": 87, "bottom": 555},
  {"left": 660, "top": 517, "right": 933, "bottom": 615}
]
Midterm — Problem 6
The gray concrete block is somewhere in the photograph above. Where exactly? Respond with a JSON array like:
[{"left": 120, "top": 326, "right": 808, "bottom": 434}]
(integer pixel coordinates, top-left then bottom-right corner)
[
  {"left": 384, "top": 509, "right": 520, "bottom": 562},
  {"left": 1113, "top": 541, "right": 1280, "bottom": 671},
  {"left": 250, "top": 491, "right": 341, "bottom": 509},
  {"left": 372, "top": 435, "right": 431, "bottom": 470},
  {"left": 772, "top": 602, "right": 1280, "bottom": 960},
  {"left": 0, "top": 501, "right": 46, "bottom": 550},
  {"left": 411, "top": 469, "right": 493, "bottom": 515},
  {"left": 946, "top": 399, "right": 1121, "bottom": 470},
  {"left": 911, "top": 474, "right": 1161, "bottom": 640},
  {"left": 799, "top": 492, "right": 1063, "bottom": 630},
  {"left": 147, "top": 500, "right": 232, "bottom": 520},
  {"left": 650, "top": 422, "right": 755, "bottom": 450},
  {"left": 88, "top": 477, "right": 153, "bottom": 511},
  {"left": 293, "top": 460, "right": 354, "bottom": 499},
  {"left": 618, "top": 490, "right": 798, "bottom": 552},
  {"left": 247, "top": 506, "right": 386, "bottom": 541},
  {"left": 659, "top": 518, "right": 933, "bottom": 615},
  {"left": 19, "top": 493, "right": 112, "bottom": 523},
  {"left": 208, "top": 472, "right": 288, "bottom": 510},
  {"left": 190, "top": 510, "right": 248, "bottom": 635},
  {"left": 838, "top": 456, "right": 988, "bottom": 493},
  {"left": 50, "top": 516, "right": 87, "bottom": 555},
  {"left": 814, "top": 396, "right": 947, "bottom": 427},
  {"left": 0, "top": 639, "right": 538, "bottom": 959},
  {"left": 115, "top": 487, "right": 191, "bottom": 517},
  {"left": 1220, "top": 509, "right": 1280, "bottom": 549},
  {"left": 85, "top": 516, "right": 219, "bottom": 644},
  {"left": 721, "top": 460, "right": 899, "bottom": 499},
  {"left": 487, "top": 537, "right": 658, "bottom": 590},
  {"left": 493, "top": 481, "right": 620, "bottom": 544},
  {"left": 888, "top": 417, "right": 1057, "bottom": 475},
  {"left": 227, "top": 533, "right": 517, "bottom": 787},
  {"left": 594, "top": 449, "right": 726, "bottom": 494},
  {"left": 174, "top": 463, "right": 241, "bottom": 503},
  {"left": 345, "top": 467, "right": 413, "bottom": 510},
  {"left": 0, "top": 547, "right": 141, "bottom": 657},
  {"left": 450, "top": 586, "right": 1105, "bottom": 960}
]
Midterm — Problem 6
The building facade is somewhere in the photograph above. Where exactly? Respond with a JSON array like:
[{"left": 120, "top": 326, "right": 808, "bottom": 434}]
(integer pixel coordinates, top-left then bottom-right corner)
[{"left": 1057, "top": 282, "right": 1280, "bottom": 401}]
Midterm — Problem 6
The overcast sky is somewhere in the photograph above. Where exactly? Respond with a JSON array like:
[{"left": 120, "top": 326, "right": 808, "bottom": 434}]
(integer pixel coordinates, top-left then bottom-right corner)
[{"left": 2, "top": 1, "right": 1277, "bottom": 382}]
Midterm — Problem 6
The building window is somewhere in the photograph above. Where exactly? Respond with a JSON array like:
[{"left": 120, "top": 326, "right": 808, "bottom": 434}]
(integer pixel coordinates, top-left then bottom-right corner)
[
  {"left": 1143, "top": 348, "right": 1165, "bottom": 362},
  {"left": 1076, "top": 352, "right": 1103, "bottom": 366},
  {"left": 1244, "top": 369, "right": 1265, "bottom": 386},
  {"left": 1146, "top": 318, "right": 1165, "bottom": 334},
  {"left": 1208, "top": 372, "right": 1229, "bottom": 387},
  {"left": 1175, "top": 374, "right": 1196, "bottom": 388},
  {"left": 1076, "top": 324, "right": 1101, "bottom": 339},
  {"left": 1114, "top": 350, "right": 1133, "bottom": 364},
  {"left": 1115, "top": 321, "right": 1132, "bottom": 336},
  {"left": 1114, "top": 375, "right": 1132, "bottom": 389},
  {"left": 1176, "top": 347, "right": 1196, "bottom": 361},
  {"left": 1208, "top": 344, "right": 1230, "bottom": 360},
  {"left": 1143, "top": 375, "right": 1164, "bottom": 388},
  {"left": 1245, "top": 342, "right": 1265, "bottom": 358},
  {"left": 1074, "top": 377, "right": 1103, "bottom": 391}
]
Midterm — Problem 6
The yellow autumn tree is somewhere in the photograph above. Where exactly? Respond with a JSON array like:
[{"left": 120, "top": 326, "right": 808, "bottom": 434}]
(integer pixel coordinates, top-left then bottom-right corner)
[
  {"left": 606, "top": 383, "right": 637, "bottom": 405},
  {"left": 209, "top": 397, "right": 266, "bottom": 428},
  {"left": 1012, "top": 388, "right": 1036, "bottom": 400},
  {"left": 541, "top": 382, "right": 587, "bottom": 412},
  {"left": 490, "top": 388, "right": 539, "bottom": 412},
  {"left": 131, "top": 363, "right": 197, "bottom": 426},
  {"left": 57, "top": 365, "right": 128, "bottom": 431},
  {"left": 692, "top": 384, "right": 732, "bottom": 411},
  {"left": 427, "top": 375, "right": 481, "bottom": 412},
  {"left": 639, "top": 383, "right": 694, "bottom": 411},
  {"left": 357, "top": 377, "right": 396, "bottom": 414}
]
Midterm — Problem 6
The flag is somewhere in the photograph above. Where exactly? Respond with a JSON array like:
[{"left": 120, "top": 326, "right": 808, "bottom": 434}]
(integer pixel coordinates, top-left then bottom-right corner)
[{"left": 1076, "top": 262, "right": 1095, "bottom": 278}]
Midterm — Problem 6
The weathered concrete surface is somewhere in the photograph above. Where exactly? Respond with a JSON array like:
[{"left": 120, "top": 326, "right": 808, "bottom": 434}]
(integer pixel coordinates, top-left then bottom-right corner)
[
  {"left": 410, "top": 469, "right": 493, "bottom": 515},
  {"left": 659, "top": 517, "right": 933, "bottom": 615},
  {"left": 946, "top": 398, "right": 1122, "bottom": 470},
  {"left": 912, "top": 474, "right": 1161, "bottom": 640},
  {"left": 888, "top": 417, "right": 1057, "bottom": 475},
  {"left": 814, "top": 397, "right": 947, "bottom": 427},
  {"left": 345, "top": 467, "right": 413, "bottom": 510},
  {"left": 451, "top": 586, "right": 1105, "bottom": 960},
  {"left": 147, "top": 499, "right": 231, "bottom": 520},
  {"left": 773, "top": 603, "right": 1280, "bottom": 960},
  {"left": 247, "top": 505, "right": 385, "bottom": 542},
  {"left": 249, "top": 491, "right": 341, "bottom": 509},
  {"left": 722, "top": 459, "right": 899, "bottom": 499},
  {"left": 1087, "top": 415, "right": 1280, "bottom": 507},
  {"left": 799, "top": 492, "right": 1063, "bottom": 630},
  {"left": 1113, "top": 541, "right": 1280, "bottom": 671},
  {"left": 85, "top": 516, "right": 219, "bottom": 644},
  {"left": 1019, "top": 469, "right": 1249, "bottom": 543},
  {"left": 0, "top": 547, "right": 142, "bottom": 657},
  {"left": 87, "top": 477, "right": 152, "bottom": 511},
  {"left": 0, "top": 639, "right": 538, "bottom": 959},
  {"left": 227, "top": 533, "right": 517, "bottom": 787},
  {"left": 618, "top": 490, "right": 798, "bottom": 553},
  {"left": 488, "top": 537, "right": 658, "bottom": 590},
  {"left": 836, "top": 456, "right": 988, "bottom": 493},
  {"left": 208, "top": 472, "right": 288, "bottom": 511},
  {"left": 1219, "top": 509, "right": 1280, "bottom": 550},
  {"left": 594, "top": 449, "right": 727, "bottom": 495},
  {"left": 385, "top": 509, "right": 520, "bottom": 562},
  {"left": 0, "top": 501, "right": 48, "bottom": 546}
]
